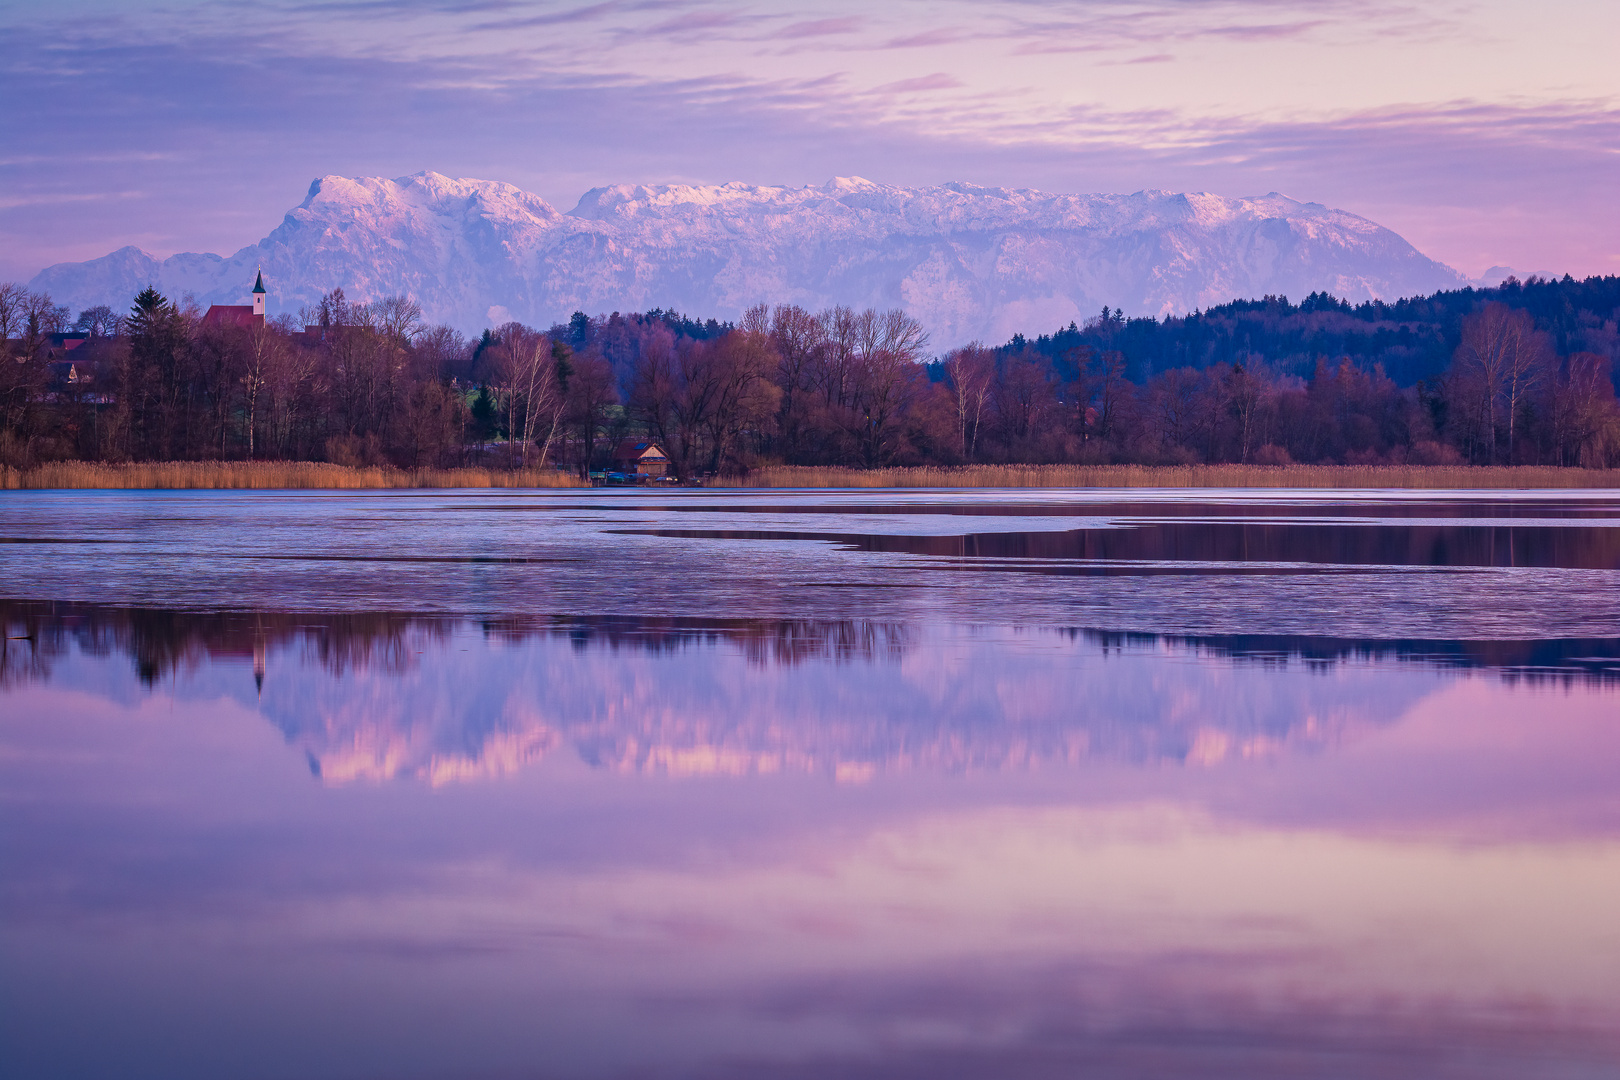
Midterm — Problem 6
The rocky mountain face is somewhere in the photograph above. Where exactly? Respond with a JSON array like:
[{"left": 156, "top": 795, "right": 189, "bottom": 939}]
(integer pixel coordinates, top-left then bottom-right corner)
[{"left": 30, "top": 171, "right": 1467, "bottom": 346}]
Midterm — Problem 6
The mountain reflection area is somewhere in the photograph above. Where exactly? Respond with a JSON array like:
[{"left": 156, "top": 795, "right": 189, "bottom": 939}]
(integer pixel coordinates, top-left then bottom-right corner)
[{"left": 3, "top": 599, "right": 1619, "bottom": 1079}]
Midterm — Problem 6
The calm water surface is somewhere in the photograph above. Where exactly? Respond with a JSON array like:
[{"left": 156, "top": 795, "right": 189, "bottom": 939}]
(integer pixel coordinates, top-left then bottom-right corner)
[{"left": 2, "top": 488, "right": 1619, "bottom": 1079}]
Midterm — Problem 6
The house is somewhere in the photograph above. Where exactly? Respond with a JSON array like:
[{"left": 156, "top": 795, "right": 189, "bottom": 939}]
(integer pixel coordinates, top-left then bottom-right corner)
[
  {"left": 43, "top": 334, "right": 95, "bottom": 390},
  {"left": 46, "top": 359, "right": 89, "bottom": 385},
  {"left": 201, "top": 270, "right": 267, "bottom": 331},
  {"left": 8, "top": 332, "right": 87, "bottom": 365},
  {"left": 611, "top": 440, "right": 670, "bottom": 476}
]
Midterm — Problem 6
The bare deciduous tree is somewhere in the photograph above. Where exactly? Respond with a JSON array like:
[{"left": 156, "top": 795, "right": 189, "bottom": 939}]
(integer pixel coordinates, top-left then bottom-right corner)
[
  {"left": 701, "top": 305, "right": 780, "bottom": 473},
  {"left": 1547, "top": 352, "right": 1620, "bottom": 467},
  {"left": 769, "top": 304, "right": 824, "bottom": 459},
  {"left": 490, "top": 323, "right": 566, "bottom": 467},
  {"left": 847, "top": 309, "right": 928, "bottom": 466},
  {"left": 1449, "top": 303, "right": 1549, "bottom": 463},
  {"left": 944, "top": 343, "right": 995, "bottom": 461},
  {"left": 73, "top": 305, "right": 119, "bottom": 337},
  {"left": 566, "top": 352, "right": 617, "bottom": 478},
  {"left": 240, "top": 322, "right": 285, "bottom": 458},
  {"left": 0, "top": 283, "right": 27, "bottom": 350}
]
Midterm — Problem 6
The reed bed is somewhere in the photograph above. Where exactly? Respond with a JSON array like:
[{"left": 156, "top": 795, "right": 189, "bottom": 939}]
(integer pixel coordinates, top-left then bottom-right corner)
[
  {"left": 6, "top": 460, "right": 1620, "bottom": 491},
  {"left": 0, "top": 461, "right": 584, "bottom": 490},
  {"left": 712, "top": 463, "right": 1620, "bottom": 490}
]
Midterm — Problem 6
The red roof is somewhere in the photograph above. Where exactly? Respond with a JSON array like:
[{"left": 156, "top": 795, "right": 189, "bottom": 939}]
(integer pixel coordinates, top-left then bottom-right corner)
[
  {"left": 202, "top": 305, "right": 263, "bottom": 330},
  {"left": 611, "top": 440, "right": 668, "bottom": 462}
]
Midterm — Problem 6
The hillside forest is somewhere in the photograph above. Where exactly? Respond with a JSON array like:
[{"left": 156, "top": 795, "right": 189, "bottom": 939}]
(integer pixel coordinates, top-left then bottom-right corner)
[{"left": 2, "top": 275, "right": 1617, "bottom": 475}]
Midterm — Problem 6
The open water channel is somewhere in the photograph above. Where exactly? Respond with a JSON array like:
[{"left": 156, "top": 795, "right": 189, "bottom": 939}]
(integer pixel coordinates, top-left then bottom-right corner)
[{"left": 2, "top": 488, "right": 1619, "bottom": 1079}]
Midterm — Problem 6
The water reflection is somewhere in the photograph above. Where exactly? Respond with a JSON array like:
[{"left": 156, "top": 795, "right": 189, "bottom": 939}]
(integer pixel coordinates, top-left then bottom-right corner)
[
  {"left": 7, "top": 601, "right": 1618, "bottom": 788},
  {"left": 602, "top": 494, "right": 1620, "bottom": 520},
  {"left": 4, "top": 490, "right": 1620, "bottom": 1079},
  {"left": 8, "top": 600, "right": 1616, "bottom": 688},
  {"left": 4, "top": 490, "right": 1619, "bottom": 638},
  {"left": 4, "top": 609, "right": 1619, "bottom": 1079},
  {"left": 625, "top": 519, "right": 1620, "bottom": 569}
]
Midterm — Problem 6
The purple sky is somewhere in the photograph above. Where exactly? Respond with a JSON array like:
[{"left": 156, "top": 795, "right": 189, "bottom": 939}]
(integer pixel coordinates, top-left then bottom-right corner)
[{"left": 3, "top": 0, "right": 1616, "bottom": 287}]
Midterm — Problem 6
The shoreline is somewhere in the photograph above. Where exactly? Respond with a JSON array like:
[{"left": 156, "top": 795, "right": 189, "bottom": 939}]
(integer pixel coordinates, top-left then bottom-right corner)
[
  {"left": 0, "top": 461, "right": 584, "bottom": 491},
  {"left": 5, "top": 460, "right": 1620, "bottom": 491},
  {"left": 714, "top": 463, "right": 1620, "bottom": 489}
]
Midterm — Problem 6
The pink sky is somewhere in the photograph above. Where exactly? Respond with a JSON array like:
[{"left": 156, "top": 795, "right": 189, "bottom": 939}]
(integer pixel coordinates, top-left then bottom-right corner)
[{"left": 2, "top": 0, "right": 1616, "bottom": 285}]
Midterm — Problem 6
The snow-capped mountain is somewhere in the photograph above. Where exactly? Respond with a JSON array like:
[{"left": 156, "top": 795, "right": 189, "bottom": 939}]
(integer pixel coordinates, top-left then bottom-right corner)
[{"left": 30, "top": 171, "right": 1467, "bottom": 346}]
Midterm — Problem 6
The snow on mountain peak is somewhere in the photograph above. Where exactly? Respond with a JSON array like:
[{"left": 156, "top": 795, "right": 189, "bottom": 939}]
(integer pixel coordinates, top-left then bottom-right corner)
[
  {"left": 823, "top": 176, "right": 878, "bottom": 194},
  {"left": 30, "top": 173, "right": 1466, "bottom": 347},
  {"left": 302, "top": 172, "right": 560, "bottom": 223},
  {"left": 570, "top": 180, "right": 805, "bottom": 220}
]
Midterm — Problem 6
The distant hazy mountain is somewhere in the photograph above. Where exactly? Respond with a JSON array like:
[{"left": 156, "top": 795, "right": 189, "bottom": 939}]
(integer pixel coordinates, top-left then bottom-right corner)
[
  {"left": 30, "top": 171, "right": 1468, "bottom": 346},
  {"left": 1471, "top": 265, "right": 1562, "bottom": 288}
]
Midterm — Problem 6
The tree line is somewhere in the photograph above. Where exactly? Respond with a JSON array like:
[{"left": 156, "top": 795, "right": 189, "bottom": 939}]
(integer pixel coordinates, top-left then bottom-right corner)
[{"left": 2, "top": 275, "right": 1617, "bottom": 473}]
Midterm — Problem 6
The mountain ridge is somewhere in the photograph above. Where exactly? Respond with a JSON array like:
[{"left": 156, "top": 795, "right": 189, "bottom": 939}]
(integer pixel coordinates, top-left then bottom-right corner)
[{"left": 29, "top": 171, "right": 1469, "bottom": 346}]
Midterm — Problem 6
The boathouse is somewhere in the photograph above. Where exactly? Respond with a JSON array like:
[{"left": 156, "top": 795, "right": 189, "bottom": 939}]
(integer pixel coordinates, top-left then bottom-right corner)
[{"left": 611, "top": 440, "right": 670, "bottom": 477}]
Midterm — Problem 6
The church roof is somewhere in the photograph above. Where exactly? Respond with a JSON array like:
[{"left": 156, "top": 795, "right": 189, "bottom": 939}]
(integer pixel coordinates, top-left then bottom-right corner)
[
  {"left": 203, "top": 305, "right": 262, "bottom": 330},
  {"left": 253, "top": 269, "right": 266, "bottom": 294}
]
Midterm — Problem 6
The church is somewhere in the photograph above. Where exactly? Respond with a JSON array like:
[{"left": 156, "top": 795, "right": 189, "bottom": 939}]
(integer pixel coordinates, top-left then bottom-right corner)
[{"left": 201, "top": 270, "right": 267, "bottom": 330}]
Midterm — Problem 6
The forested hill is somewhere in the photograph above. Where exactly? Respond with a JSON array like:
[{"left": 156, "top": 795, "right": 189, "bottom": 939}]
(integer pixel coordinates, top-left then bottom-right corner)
[
  {"left": 991, "top": 275, "right": 1620, "bottom": 389},
  {"left": 6, "top": 271, "right": 1617, "bottom": 475}
]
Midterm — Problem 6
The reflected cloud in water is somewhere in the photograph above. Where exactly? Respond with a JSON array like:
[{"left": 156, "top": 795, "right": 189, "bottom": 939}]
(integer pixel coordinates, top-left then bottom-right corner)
[
  {"left": 6, "top": 601, "right": 1618, "bottom": 787},
  {"left": 3, "top": 491, "right": 1619, "bottom": 1079},
  {"left": 5, "top": 601, "right": 1620, "bottom": 1077}
]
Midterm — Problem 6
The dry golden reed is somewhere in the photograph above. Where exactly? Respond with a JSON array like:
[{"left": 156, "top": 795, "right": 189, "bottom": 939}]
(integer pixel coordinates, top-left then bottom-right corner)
[
  {"left": 0, "top": 461, "right": 584, "bottom": 491},
  {"left": 712, "top": 463, "right": 1620, "bottom": 490},
  {"left": 5, "top": 460, "right": 1620, "bottom": 491}
]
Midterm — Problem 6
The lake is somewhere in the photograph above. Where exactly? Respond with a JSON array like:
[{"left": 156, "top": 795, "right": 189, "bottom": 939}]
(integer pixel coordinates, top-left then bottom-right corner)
[{"left": 3, "top": 488, "right": 1619, "bottom": 1079}]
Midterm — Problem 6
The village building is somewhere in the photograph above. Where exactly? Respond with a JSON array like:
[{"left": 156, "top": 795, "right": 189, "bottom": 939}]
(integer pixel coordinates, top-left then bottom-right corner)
[
  {"left": 201, "top": 270, "right": 267, "bottom": 330},
  {"left": 610, "top": 440, "right": 670, "bottom": 477},
  {"left": 36, "top": 332, "right": 100, "bottom": 394}
]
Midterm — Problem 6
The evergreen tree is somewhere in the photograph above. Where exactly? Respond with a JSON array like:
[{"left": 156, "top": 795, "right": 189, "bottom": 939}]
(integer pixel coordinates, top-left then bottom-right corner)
[{"left": 123, "top": 287, "right": 188, "bottom": 458}]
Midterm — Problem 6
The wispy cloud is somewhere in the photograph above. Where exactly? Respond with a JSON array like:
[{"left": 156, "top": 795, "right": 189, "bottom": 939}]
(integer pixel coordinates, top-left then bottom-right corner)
[
  {"left": 1, "top": 0, "right": 1615, "bottom": 282},
  {"left": 991, "top": 0, "right": 1467, "bottom": 53},
  {"left": 774, "top": 16, "right": 863, "bottom": 39},
  {"left": 641, "top": 9, "right": 748, "bottom": 38},
  {"left": 1205, "top": 19, "right": 1330, "bottom": 41},
  {"left": 880, "top": 27, "right": 972, "bottom": 48},
  {"left": 1009, "top": 40, "right": 1110, "bottom": 55},
  {"left": 870, "top": 73, "right": 964, "bottom": 95},
  {"left": 471, "top": 2, "right": 624, "bottom": 32},
  {"left": 0, "top": 190, "right": 145, "bottom": 211},
  {"left": 288, "top": 0, "right": 523, "bottom": 14}
]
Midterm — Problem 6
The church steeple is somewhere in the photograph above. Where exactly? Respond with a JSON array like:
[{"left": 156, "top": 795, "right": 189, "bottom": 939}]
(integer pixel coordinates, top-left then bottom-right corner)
[{"left": 252, "top": 268, "right": 266, "bottom": 317}]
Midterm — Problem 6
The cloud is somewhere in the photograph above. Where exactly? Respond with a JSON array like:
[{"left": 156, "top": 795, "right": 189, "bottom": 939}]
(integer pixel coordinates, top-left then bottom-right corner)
[
  {"left": 774, "top": 16, "right": 863, "bottom": 39},
  {"left": 1009, "top": 39, "right": 1110, "bottom": 55},
  {"left": 471, "top": 1, "right": 624, "bottom": 31},
  {"left": 1205, "top": 19, "right": 1330, "bottom": 41},
  {"left": 880, "top": 27, "right": 971, "bottom": 48},
  {"left": 288, "top": 0, "right": 523, "bottom": 14},
  {"left": 0, "top": 8, "right": 1615, "bottom": 283},
  {"left": 992, "top": 0, "right": 1468, "bottom": 53},
  {"left": 870, "top": 73, "right": 964, "bottom": 95},
  {"left": 0, "top": 191, "right": 145, "bottom": 211},
  {"left": 641, "top": 9, "right": 749, "bottom": 39}
]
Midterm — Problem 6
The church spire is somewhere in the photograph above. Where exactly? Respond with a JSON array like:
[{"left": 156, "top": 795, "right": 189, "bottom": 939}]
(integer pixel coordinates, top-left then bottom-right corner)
[{"left": 252, "top": 268, "right": 266, "bottom": 318}]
